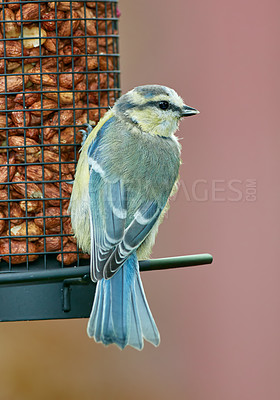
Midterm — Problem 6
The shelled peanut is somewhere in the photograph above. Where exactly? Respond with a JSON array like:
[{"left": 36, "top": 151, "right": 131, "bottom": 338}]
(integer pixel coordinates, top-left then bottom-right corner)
[{"left": 0, "top": 1, "right": 119, "bottom": 265}]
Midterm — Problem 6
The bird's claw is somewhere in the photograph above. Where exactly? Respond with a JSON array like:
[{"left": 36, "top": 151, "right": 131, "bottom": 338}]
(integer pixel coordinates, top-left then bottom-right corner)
[{"left": 80, "top": 123, "right": 93, "bottom": 146}]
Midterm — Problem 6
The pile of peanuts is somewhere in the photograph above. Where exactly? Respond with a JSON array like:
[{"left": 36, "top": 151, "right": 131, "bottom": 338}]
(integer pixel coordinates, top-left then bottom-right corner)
[{"left": 0, "top": 1, "right": 119, "bottom": 265}]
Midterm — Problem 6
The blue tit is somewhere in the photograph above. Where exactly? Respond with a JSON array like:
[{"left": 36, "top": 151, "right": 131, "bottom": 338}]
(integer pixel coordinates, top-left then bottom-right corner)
[{"left": 69, "top": 85, "right": 199, "bottom": 350}]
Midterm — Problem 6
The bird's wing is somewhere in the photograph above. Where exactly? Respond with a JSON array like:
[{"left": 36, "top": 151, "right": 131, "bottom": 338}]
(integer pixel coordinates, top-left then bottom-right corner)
[
  {"left": 102, "top": 199, "right": 162, "bottom": 279},
  {"left": 87, "top": 120, "right": 163, "bottom": 281}
]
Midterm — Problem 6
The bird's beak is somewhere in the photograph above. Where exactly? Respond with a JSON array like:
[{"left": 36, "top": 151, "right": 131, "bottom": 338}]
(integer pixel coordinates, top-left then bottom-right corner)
[{"left": 182, "top": 104, "right": 200, "bottom": 117}]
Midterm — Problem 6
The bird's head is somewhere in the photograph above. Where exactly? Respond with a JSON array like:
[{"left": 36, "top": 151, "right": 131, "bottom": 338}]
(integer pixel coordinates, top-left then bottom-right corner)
[{"left": 113, "top": 85, "right": 199, "bottom": 137}]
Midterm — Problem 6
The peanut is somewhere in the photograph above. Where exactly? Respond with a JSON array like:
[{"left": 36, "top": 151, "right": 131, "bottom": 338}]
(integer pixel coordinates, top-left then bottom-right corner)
[
  {"left": 48, "top": 2, "right": 83, "bottom": 11},
  {"left": 63, "top": 217, "right": 76, "bottom": 243},
  {"left": 11, "top": 105, "right": 31, "bottom": 129},
  {"left": 47, "top": 127, "right": 82, "bottom": 153},
  {"left": 15, "top": 151, "right": 41, "bottom": 164},
  {"left": 0, "top": 95, "right": 14, "bottom": 110},
  {"left": 6, "top": 61, "right": 19, "bottom": 72},
  {"left": 29, "top": 66, "right": 57, "bottom": 87},
  {"left": 21, "top": 165, "right": 54, "bottom": 182},
  {"left": 43, "top": 31, "right": 57, "bottom": 53},
  {"left": 0, "top": 152, "right": 16, "bottom": 187},
  {"left": 76, "top": 7, "right": 96, "bottom": 36},
  {"left": 58, "top": 10, "right": 80, "bottom": 37},
  {"left": 0, "top": 75, "right": 29, "bottom": 93},
  {"left": 25, "top": 47, "right": 44, "bottom": 64},
  {"left": 19, "top": 199, "right": 42, "bottom": 213},
  {"left": 25, "top": 128, "right": 40, "bottom": 142},
  {"left": 12, "top": 172, "right": 43, "bottom": 199},
  {"left": 73, "top": 29, "right": 86, "bottom": 51},
  {"left": 41, "top": 183, "right": 61, "bottom": 207},
  {"left": 41, "top": 10, "right": 65, "bottom": 31},
  {"left": 29, "top": 99, "right": 57, "bottom": 117},
  {"left": 58, "top": 174, "right": 73, "bottom": 194},
  {"left": 22, "top": 26, "right": 47, "bottom": 49},
  {"left": 0, "top": 40, "right": 26, "bottom": 59},
  {"left": 0, "top": 240, "right": 39, "bottom": 264},
  {"left": 59, "top": 66, "right": 84, "bottom": 89},
  {"left": 0, "top": 209, "right": 5, "bottom": 234},
  {"left": 7, "top": 0, "right": 20, "bottom": 12},
  {"left": 9, "top": 202, "right": 24, "bottom": 225},
  {"left": 37, "top": 236, "right": 63, "bottom": 252},
  {"left": 34, "top": 207, "right": 61, "bottom": 229},
  {"left": 0, "top": 8, "right": 20, "bottom": 38},
  {"left": 40, "top": 151, "right": 69, "bottom": 174},
  {"left": 10, "top": 221, "right": 43, "bottom": 241},
  {"left": 43, "top": 86, "right": 81, "bottom": 105},
  {"left": 14, "top": 90, "right": 41, "bottom": 107},
  {"left": 0, "top": 187, "right": 8, "bottom": 205},
  {"left": 16, "top": 3, "right": 41, "bottom": 25},
  {"left": 8, "top": 136, "right": 39, "bottom": 154},
  {"left": 61, "top": 45, "right": 81, "bottom": 65},
  {"left": 56, "top": 242, "right": 78, "bottom": 265}
]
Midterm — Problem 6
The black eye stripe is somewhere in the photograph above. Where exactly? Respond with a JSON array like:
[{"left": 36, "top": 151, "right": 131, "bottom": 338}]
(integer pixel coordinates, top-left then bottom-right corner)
[{"left": 136, "top": 101, "right": 181, "bottom": 113}]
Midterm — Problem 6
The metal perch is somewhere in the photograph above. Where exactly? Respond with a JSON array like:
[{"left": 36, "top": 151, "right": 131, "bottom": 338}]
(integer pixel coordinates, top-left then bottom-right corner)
[
  {"left": 0, "top": 254, "right": 213, "bottom": 285},
  {"left": 0, "top": 254, "right": 213, "bottom": 321}
]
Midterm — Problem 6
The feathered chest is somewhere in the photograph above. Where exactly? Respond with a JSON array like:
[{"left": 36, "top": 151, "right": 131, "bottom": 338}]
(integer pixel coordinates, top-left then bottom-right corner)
[{"left": 98, "top": 127, "right": 181, "bottom": 201}]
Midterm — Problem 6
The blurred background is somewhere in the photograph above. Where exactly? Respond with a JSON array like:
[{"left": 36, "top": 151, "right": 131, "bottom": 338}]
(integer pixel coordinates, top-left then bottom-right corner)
[{"left": 1, "top": 0, "right": 280, "bottom": 399}]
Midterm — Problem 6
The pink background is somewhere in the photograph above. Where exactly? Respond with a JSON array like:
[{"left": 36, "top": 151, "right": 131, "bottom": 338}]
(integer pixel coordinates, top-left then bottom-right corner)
[{"left": 1, "top": 0, "right": 280, "bottom": 399}]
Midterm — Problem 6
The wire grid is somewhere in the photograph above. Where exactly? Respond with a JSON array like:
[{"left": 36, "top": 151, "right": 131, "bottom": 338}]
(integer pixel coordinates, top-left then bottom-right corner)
[{"left": 0, "top": 0, "right": 120, "bottom": 271}]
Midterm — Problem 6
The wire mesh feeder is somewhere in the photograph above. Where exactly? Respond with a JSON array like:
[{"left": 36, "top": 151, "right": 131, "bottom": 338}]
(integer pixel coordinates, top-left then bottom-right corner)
[
  {"left": 0, "top": 0, "right": 120, "bottom": 270},
  {"left": 0, "top": 0, "right": 212, "bottom": 321}
]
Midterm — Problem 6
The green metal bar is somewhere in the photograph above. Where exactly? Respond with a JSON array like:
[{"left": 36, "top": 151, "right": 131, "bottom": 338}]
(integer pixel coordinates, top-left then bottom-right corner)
[
  {"left": 0, "top": 254, "right": 213, "bottom": 286},
  {"left": 140, "top": 254, "right": 213, "bottom": 272}
]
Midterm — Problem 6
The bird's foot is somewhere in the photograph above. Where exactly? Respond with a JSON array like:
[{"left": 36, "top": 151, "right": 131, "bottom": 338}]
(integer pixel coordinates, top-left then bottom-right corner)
[{"left": 79, "top": 123, "right": 93, "bottom": 146}]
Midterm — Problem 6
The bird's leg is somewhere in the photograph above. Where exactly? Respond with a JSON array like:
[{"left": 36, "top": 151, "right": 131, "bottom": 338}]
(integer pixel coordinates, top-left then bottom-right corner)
[{"left": 80, "top": 123, "right": 94, "bottom": 147}]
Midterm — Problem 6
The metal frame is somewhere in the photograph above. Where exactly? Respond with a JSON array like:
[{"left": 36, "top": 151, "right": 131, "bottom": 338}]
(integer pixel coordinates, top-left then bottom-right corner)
[{"left": 0, "top": 254, "right": 213, "bottom": 321}]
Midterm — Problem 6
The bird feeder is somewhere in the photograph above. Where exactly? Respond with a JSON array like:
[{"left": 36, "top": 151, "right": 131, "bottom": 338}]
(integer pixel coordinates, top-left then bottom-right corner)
[{"left": 0, "top": 0, "right": 212, "bottom": 322}]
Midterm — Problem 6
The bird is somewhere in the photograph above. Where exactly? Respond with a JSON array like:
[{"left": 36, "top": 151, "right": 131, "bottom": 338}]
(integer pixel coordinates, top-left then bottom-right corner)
[{"left": 69, "top": 84, "right": 199, "bottom": 350}]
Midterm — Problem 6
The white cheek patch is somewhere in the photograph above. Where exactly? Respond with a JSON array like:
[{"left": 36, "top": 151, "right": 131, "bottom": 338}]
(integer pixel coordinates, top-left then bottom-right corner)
[{"left": 157, "top": 118, "right": 178, "bottom": 136}]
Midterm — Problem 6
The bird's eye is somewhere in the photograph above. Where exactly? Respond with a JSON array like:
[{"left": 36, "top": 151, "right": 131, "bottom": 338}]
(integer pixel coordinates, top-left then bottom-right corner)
[{"left": 158, "top": 101, "right": 170, "bottom": 110}]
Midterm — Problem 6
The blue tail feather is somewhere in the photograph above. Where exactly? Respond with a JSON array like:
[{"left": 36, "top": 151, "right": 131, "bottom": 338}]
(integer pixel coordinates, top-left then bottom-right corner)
[
  {"left": 128, "top": 284, "right": 144, "bottom": 349},
  {"left": 87, "top": 252, "right": 160, "bottom": 350},
  {"left": 134, "top": 273, "right": 161, "bottom": 346},
  {"left": 110, "top": 266, "right": 131, "bottom": 348},
  {"left": 102, "top": 279, "right": 114, "bottom": 345},
  {"left": 87, "top": 281, "right": 103, "bottom": 342}
]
